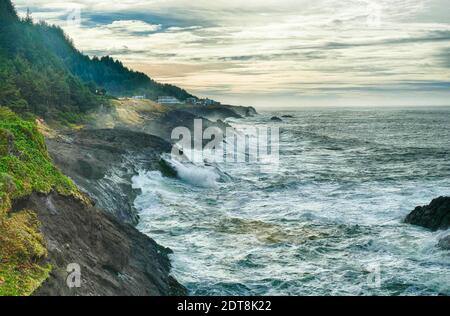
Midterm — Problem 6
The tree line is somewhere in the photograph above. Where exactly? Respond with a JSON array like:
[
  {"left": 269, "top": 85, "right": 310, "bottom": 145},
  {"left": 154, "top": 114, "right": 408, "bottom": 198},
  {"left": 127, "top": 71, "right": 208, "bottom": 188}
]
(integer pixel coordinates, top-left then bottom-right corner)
[{"left": 0, "top": 0, "right": 194, "bottom": 121}]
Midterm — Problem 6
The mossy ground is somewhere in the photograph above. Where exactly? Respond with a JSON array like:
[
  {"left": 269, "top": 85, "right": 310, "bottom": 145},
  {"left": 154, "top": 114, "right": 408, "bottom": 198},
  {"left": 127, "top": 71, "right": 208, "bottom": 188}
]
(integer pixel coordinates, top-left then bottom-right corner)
[{"left": 0, "top": 107, "right": 79, "bottom": 296}]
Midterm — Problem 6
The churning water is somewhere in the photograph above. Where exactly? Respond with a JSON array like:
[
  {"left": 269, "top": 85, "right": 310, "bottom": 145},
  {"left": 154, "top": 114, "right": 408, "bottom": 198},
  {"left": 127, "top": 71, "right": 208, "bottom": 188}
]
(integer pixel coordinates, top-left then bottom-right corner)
[{"left": 132, "top": 107, "right": 450, "bottom": 296}]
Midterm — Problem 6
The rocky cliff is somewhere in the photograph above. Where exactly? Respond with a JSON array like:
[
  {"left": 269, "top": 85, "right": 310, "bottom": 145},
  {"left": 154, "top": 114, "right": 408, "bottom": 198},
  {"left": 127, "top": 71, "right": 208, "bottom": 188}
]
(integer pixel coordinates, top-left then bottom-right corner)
[
  {"left": 405, "top": 196, "right": 450, "bottom": 231},
  {"left": 45, "top": 128, "right": 172, "bottom": 225},
  {"left": 405, "top": 196, "right": 450, "bottom": 250},
  {"left": 13, "top": 192, "right": 185, "bottom": 296},
  {"left": 36, "top": 102, "right": 253, "bottom": 295},
  {"left": 0, "top": 107, "right": 187, "bottom": 296}
]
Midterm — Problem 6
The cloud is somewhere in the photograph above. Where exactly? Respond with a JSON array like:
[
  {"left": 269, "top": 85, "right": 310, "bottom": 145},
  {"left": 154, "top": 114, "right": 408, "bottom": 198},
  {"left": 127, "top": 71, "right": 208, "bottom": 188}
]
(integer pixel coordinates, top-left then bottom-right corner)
[
  {"left": 103, "top": 20, "right": 161, "bottom": 34},
  {"left": 437, "top": 48, "right": 450, "bottom": 68},
  {"left": 12, "top": 0, "right": 450, "bottom": 107}
]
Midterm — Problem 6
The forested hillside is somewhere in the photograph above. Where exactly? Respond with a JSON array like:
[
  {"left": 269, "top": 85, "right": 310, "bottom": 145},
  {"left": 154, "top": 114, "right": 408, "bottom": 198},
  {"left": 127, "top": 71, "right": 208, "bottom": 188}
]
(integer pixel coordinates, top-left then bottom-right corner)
[
  {"left": 0, "top": 0, "right": 194, "bottom": 120},
  {"left": 40, "top": 24, "right": 195, "bottom": 100},
  {"left": 0, "top": 0, "right": 100, "bottom": 119}
]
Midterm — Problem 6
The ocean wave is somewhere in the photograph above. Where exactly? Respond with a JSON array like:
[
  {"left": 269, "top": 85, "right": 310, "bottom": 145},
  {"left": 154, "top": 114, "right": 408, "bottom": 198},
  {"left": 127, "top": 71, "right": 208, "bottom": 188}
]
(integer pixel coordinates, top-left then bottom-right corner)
[
  {"left": 163, "top": 157, "right": 220, "bottom": 188},
  {"left": 133, "top": 109, "right": 450, "bottom": 296}
]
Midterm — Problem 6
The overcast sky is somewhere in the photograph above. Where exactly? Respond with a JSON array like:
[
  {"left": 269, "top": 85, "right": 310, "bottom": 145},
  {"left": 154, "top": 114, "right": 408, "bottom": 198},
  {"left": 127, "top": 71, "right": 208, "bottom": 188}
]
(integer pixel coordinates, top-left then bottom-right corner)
[{"left": 14, "top": 0, "right": 450, "bottom": 108}]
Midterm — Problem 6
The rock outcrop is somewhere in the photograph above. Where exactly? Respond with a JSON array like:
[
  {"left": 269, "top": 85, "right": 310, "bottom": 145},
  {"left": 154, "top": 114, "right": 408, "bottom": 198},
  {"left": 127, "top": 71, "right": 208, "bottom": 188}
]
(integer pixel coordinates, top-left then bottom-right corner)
[
  {"left": 143, "top": 109, "right": 232, "bottom": 143},
  {"left": 178, "top": 105, "right": 243, "bottom": 122},
  {"left": 404, "top": 196, "right": 450, "bottom": 231},
  {"left": 13, "top": 192, "right": 186, "bottom": 296},
  {"left": 38, "top": 103, "right": 257, "bottom": 295},
  {"left": 89, "top": 99, "right": 256, "bottom": 144},
  {"left": 405, "top": 197, "right": 450, "bottom": 251},
  {"left": 46, "top": 129, "right": 172, "bottom": 225},
  {"left": 438, "top": 235, "right": 450, "bottom": 250}
]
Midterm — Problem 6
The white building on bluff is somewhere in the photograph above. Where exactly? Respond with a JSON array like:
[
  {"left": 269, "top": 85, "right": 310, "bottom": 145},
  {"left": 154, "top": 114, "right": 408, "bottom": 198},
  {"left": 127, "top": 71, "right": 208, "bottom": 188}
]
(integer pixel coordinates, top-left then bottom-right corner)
[
  {"left": 185, "top": 97, "right": 220, "bottom": 106},
  {"left": 157, "top": 96, "right": 180, "bottom": 105}
]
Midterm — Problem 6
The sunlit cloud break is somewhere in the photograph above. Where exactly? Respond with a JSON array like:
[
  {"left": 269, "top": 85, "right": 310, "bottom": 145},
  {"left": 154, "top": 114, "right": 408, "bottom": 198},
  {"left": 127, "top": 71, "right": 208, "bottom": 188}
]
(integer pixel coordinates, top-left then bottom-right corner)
[{"left": 15, "top": 0, "right": 450, "bottom": 107}]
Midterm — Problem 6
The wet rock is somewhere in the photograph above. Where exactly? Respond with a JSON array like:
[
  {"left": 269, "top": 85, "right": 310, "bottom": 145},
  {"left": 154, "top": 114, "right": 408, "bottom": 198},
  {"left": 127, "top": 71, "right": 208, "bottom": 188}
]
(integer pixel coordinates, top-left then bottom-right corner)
[
  {"left": 438, "top": 235, "right": 450, "bottom": 250},
  {"left": 270, "top": 116, "right": 283, "bottom": 122},
  {"left": 37, "top": 103, "right": 257, "bottom": 295},
  {"left": 144, "top": 110, "right": 231, "bottom": 143},
  {"left": 405, "top": 196, "right": 450, "bottom": 231},
  {"left": 46, "top": 129, "right": 172, "bottom": 225},
  {"left": 174, "top": 103, "right": 256, "bottom": 120},
  {"left": 13, "top": 192, "right": 186, "bottom": 296},
  {"left": 282, "top": 115, "right": 294, "bottom": 118},
  {"left": 245, "top": 107, "right": 257, "bottom": 117},
  {"left": 179, "top": 105, "right": 242, "bottom": 121}
]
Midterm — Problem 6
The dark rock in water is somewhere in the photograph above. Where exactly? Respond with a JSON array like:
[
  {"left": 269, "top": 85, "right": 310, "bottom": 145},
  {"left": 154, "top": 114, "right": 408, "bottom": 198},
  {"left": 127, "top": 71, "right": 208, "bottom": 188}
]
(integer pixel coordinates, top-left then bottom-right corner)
[
  {"left": 271, "top": 116, "right": 283, "bottom": 122},
  {"left": 159, "top": 158, "right": 178, "bottom": 178},
  {"left": 12, "top": 192, "right": 186, "bottom": 296},
  {"left": 179, "top": 105, "right": 242, "bottom": 121},
  {"left": 438, "top": 235, "right": 450, "bottom": 250},
  {"left": 405, "top": 196, "right": 450, "bottom": 231},
  {"left": 179, "top": 103, "right": 256, "bottom": 119},
  {"left": 281, "top": 115, "right": 294, "bottom": 118}
]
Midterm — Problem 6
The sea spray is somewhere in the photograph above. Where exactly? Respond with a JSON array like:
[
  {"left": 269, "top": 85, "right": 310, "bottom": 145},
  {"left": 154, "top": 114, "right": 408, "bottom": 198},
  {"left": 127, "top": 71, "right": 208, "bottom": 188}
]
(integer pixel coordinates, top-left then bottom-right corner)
[
  {"left": 168, "top": 159, "right": 220, "bottom": 188},
  {"left": 134, "top": 109, "right": 450, "bottom": 296}
]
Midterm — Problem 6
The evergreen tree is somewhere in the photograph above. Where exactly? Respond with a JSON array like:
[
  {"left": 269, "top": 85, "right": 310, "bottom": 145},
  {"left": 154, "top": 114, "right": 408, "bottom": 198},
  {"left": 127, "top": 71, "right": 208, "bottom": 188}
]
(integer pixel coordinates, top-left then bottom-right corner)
[{"left": 0, "top": 0, "right": 196, "bottom": 121}]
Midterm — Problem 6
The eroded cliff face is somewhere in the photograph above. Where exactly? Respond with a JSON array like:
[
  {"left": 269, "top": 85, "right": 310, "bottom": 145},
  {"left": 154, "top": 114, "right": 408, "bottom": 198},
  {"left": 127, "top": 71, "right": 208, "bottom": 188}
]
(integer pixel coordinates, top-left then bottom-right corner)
[
  {"left": 87, "top": 99, "right": 256, "bottom": 144},
  {"left": 45, "top": 129, "right": 173, "bottom": 225},
  {"left": 44, "top": 101, "right": 257, "bottom": 225},
  {"left": 0, "top": 107, "right": 186, "bottom": 296},
  {"left": 32, "top": 101, "right": 256, "bottom": 295},
  {"left": 13, "top": 192, "right": 186, "bottom": 296},
  {"left": 31, "top": 127, "right": 190, "bottom": 295}
]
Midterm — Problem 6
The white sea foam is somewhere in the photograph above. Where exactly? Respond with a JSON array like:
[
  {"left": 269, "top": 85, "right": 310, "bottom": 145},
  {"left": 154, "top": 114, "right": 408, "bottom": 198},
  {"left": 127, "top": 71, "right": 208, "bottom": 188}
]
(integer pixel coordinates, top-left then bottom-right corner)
[
  {"left": 133, "top": 109, "right": 450, "bottom": 296},
  {"left": 166, "top": 158, "right": 220, "bottom": 188},
  {"left": 132, "top": 171, "right": 166, "bottom": 214}
]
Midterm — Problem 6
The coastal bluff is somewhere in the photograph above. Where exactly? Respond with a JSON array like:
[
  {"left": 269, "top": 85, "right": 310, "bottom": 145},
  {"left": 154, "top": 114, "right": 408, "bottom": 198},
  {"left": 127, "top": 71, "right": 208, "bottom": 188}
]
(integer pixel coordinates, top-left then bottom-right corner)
[
  {"left": 405, "top": 196, "right": 450, "bottom": 250},
  {"left": 405, "top": 196, "right": 450, "bottom": 231}
]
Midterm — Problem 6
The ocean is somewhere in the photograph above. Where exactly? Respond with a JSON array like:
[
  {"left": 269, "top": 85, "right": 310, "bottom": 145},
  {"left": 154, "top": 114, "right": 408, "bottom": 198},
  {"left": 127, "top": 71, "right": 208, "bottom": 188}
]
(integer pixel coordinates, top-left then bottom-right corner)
[{"left": 132, "top": 107, "right": 450, "bottom": 296}]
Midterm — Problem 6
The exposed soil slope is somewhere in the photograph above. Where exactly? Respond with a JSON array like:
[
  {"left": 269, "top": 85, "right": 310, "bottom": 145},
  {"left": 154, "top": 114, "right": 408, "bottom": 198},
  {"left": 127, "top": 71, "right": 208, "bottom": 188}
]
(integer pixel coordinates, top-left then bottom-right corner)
[{"left": 14, "top": 192, "right": 186, "bottom": 296}]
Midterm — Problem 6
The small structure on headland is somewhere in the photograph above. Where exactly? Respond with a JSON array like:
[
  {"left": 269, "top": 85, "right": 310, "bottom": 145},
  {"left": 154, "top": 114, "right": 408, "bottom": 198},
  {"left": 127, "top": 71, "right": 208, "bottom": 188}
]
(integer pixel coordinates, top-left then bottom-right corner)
[
  {"left": 202, "top": 98, "right": 220, "bottom": 106},
  {"left": 157, "top": 96, "right": 181, "bottom": 105},
  {"left": 95, "top": 89, "right": 107, "bottom": 96},
  {"left": 132, "top": 95, "right": 145, "bottom": 100},
  {"left": 185, "top": 97, "right": 198, "bottom": 104},
  {"left": 185, "top": 97, "right": 221, "bottom": 106}
]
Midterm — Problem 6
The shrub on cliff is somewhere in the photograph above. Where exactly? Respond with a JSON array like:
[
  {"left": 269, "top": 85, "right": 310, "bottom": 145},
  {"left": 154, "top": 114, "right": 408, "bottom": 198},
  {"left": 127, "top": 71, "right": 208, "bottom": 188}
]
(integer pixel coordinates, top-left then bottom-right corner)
[{"left": 0, "top": 107, "right": 80, "bottom": 296}]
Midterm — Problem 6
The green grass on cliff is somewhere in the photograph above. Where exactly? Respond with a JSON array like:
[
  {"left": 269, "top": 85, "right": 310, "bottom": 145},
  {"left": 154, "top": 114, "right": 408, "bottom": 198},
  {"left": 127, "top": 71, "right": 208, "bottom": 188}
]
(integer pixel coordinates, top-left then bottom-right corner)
[{"left": 0, "top": 107, "right": 79, "bottom": 296}]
